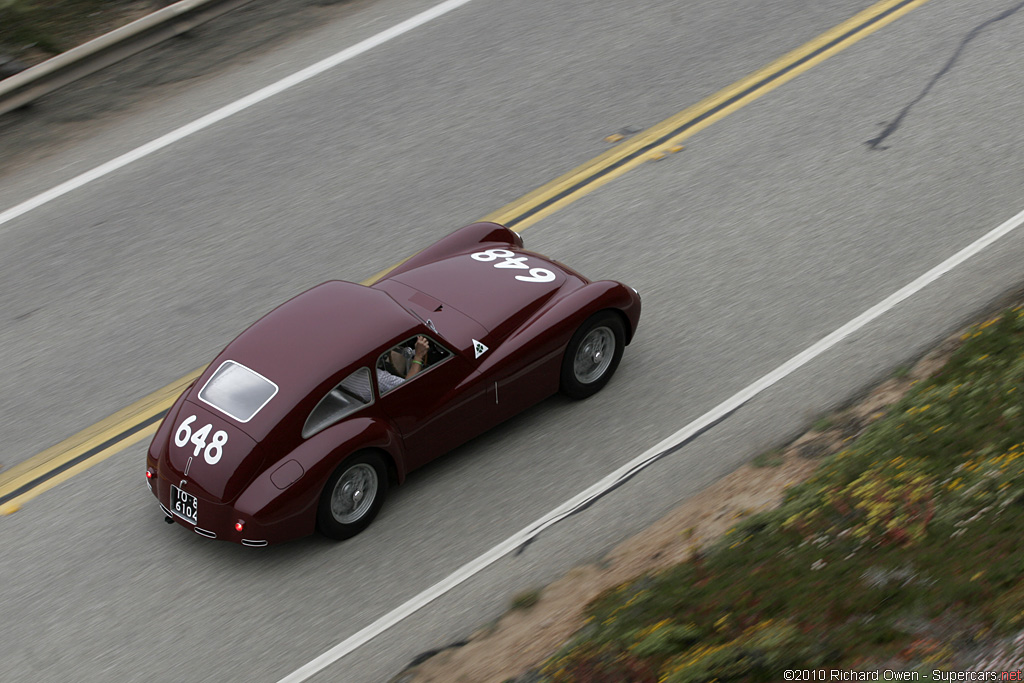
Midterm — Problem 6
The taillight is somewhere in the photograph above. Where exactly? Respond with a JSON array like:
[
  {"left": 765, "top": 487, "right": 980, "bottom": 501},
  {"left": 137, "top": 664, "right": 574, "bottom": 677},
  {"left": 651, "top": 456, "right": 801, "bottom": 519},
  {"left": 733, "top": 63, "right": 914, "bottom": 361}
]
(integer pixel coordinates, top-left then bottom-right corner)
[{"left": 234, "top": 520, "right": 245, "bottom": 533}]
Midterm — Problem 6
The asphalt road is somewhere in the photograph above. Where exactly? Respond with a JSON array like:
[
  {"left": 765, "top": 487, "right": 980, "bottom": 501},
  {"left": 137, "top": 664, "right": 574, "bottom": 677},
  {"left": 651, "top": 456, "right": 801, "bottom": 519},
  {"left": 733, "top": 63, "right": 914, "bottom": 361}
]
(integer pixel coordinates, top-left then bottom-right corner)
[{"left": 2, "top": 0, "right": 1024, "bottom": 681}]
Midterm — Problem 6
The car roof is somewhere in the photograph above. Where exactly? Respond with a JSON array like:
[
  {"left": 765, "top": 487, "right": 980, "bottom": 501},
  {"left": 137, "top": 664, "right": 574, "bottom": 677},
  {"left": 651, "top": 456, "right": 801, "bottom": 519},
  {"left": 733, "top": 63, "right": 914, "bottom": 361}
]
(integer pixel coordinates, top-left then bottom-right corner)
[{"left": 195, "top": 281, "right": 418, "bottom": 437}]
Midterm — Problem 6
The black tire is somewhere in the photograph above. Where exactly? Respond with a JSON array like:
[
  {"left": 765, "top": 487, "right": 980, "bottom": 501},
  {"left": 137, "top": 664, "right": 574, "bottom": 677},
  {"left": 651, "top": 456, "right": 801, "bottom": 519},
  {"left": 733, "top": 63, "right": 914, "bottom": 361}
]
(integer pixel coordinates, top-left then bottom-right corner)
[
  {"left": 316, "top": 451, "right": 389, "bottom": 540},
  {"left": 559, "top": 311, "right": 626, "bottom": 400}
]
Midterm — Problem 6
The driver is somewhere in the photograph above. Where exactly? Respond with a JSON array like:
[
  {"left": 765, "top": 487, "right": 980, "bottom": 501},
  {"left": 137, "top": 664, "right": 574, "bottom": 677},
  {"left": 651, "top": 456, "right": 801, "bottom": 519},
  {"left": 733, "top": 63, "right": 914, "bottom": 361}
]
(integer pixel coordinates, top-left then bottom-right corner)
[{"left": 377, "top": 335, "right": 430, "bottom": 394}]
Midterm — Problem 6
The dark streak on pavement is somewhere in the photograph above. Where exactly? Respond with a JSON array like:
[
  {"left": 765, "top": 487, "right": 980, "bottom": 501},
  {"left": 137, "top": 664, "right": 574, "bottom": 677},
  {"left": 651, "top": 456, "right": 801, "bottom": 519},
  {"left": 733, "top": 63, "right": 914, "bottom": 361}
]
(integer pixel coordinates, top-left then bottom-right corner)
[{"left": 865, "top": 0, "right": 1024, "bottom": 150}]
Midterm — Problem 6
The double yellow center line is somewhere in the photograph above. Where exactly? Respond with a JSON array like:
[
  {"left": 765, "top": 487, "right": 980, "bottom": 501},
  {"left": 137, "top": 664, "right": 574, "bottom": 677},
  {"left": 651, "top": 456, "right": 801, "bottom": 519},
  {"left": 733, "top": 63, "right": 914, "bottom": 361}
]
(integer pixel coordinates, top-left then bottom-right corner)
[
  {"left": 482, "top": 0, "right": 930, "bottom": 230},
  {"left": 0, "top": 0, "right": 930, "bottom": 515}
]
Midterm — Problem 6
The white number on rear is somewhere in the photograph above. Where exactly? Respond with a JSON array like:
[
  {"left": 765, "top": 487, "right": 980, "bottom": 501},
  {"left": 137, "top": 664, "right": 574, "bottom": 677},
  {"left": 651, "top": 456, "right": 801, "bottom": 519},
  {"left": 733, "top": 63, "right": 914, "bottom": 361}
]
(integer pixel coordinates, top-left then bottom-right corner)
[
  {"left": 174, "top": 414, "right": 197, "bottom": 447},
  {"left": 190, "top": 423, "right": 212, "bottom": 456},
  {"left": 173, "top": 414, "right": 229, "bottom": 465},
  {"left": 205, "top": 431, "right": 228, "bottom": 465}
]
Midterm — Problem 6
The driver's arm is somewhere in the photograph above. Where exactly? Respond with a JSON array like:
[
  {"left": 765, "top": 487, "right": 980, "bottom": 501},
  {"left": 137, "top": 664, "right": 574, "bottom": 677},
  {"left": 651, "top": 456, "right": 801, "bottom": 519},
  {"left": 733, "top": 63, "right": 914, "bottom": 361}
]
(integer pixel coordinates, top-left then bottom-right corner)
[{"left": 405, "top": 336, "right": 430, "bottom": 379}]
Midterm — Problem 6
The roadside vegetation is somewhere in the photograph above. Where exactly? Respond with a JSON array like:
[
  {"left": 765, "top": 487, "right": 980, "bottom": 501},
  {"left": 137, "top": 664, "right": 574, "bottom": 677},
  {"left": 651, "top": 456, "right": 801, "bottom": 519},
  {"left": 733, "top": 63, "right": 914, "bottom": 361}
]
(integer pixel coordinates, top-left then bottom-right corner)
[
  {"left": 537, "top": 306, "right": 1024, "bottom": 681},
  {"left": 0, "top": 0, "right": 164, "bottom": 69}
]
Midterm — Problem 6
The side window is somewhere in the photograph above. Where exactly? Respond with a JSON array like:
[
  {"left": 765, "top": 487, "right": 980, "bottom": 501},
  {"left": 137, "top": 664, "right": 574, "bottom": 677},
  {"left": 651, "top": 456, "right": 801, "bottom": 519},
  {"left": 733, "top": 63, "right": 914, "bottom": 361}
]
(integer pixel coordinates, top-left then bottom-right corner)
[
  {"left": 302, "top": 367, "right": 373, "bottom": 438},
  {"left": 375, "top": 334, "right": 452, "bottom": 396}
]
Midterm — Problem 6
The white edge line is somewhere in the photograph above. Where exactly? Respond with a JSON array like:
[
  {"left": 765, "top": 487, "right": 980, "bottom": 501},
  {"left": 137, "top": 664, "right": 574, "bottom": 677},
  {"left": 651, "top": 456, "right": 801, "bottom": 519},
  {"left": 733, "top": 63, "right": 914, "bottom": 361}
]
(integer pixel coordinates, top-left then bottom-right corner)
[
  {"left": 277, "top": 206, "right": 1024, "bottom": 683},
  {"left": 0, "top": 0, "right": 477, "bottom": 231}
]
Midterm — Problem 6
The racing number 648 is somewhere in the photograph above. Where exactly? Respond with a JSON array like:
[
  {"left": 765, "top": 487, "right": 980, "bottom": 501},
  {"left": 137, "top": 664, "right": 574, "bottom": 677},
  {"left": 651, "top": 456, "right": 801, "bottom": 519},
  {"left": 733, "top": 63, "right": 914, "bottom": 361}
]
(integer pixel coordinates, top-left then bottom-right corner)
[
  {"left": 174, "top": 415, "right": 229, "bottom": 465},
  {"left": 471, "top": 248, "right": 555, "bottom": 283}
]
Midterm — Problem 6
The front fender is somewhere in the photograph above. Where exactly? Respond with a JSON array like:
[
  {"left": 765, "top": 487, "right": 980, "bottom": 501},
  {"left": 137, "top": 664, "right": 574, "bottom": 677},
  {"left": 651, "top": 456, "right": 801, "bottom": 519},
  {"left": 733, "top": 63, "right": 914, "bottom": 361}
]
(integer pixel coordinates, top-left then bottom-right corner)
[
  {"left": 234, "top": 416, "right": 403, "bottom": 536},
  {"left": 507, "top": 280, "right": 640, "bottom": 357},
  {"left": 473, "top": 281, "right": 641, "bottom": 398}
]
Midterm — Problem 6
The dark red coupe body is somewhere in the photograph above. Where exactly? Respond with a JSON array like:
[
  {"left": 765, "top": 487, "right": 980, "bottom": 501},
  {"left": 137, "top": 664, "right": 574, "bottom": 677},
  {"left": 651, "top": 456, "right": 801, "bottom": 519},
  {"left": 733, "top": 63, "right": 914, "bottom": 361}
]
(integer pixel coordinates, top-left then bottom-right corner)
[{"left": 146, "top": 223, "right": 641, "bottom": 545}]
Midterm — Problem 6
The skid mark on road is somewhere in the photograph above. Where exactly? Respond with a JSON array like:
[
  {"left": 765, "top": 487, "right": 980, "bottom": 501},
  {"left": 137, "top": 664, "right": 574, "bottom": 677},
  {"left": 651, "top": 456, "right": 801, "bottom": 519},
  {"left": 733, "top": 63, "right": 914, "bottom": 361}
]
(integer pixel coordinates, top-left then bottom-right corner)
[{"left": 866, "top": 0, "right": 1024, "bottom": 149}]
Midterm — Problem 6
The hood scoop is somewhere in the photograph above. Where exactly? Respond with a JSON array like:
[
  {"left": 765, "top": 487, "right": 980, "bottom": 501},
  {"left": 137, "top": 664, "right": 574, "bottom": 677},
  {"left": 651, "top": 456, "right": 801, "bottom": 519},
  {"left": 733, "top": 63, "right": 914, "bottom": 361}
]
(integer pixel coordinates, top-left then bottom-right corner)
[{"left": 407, "top": 290, "right": 443, "bottom": 316}]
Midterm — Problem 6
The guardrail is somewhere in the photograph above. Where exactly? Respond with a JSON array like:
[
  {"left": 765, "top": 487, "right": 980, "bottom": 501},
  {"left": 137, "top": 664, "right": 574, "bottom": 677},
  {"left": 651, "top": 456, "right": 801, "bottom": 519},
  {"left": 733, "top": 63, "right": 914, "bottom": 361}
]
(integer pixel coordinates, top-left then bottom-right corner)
[{"left": 0, "top": 0, "right": 257, "bottom": 117}]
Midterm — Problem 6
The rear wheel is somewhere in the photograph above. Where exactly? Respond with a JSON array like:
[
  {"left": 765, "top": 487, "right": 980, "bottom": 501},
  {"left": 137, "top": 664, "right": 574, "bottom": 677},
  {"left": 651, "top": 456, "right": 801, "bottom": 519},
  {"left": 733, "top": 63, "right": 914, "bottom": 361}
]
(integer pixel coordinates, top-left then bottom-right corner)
[
  {"left": 560, "top": 311, "right": 625, "bottom": 400},
  {"left": 316, "top": 451, "right": 389, "bottom": 540}
]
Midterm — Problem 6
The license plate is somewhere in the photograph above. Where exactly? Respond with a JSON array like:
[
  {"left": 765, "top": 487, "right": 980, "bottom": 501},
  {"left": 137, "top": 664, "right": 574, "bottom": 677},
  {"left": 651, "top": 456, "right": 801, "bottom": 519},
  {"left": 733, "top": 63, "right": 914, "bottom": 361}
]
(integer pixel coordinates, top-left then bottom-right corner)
[{"left": 171, "top": 485, "right": 198, "bottom": 525}]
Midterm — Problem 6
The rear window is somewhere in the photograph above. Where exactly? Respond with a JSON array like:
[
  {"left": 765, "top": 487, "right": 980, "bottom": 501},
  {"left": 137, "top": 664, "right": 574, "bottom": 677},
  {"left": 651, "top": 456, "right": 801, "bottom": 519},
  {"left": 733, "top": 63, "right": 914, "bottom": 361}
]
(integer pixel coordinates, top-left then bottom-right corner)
[{"left": 198, "top": 360, "right": 278, "bottom": 423}]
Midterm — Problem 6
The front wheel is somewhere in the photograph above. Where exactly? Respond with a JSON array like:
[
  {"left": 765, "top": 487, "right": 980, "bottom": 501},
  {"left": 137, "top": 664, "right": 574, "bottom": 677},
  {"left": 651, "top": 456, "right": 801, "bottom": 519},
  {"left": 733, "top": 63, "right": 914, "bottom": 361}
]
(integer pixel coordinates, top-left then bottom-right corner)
[
  {"left": 560, "top": 311, "right": 626, "bottom": 400},
  {"left": 316, "top": 451, "right": 389, "bottom": 540}
]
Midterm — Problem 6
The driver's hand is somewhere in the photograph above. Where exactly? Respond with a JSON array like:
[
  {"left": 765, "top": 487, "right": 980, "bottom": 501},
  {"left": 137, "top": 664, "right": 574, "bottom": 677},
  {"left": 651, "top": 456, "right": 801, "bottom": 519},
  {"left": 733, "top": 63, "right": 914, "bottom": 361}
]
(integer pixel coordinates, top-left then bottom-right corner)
[{"left": 415, "top": 335, "right": 430, "bottom": 359}]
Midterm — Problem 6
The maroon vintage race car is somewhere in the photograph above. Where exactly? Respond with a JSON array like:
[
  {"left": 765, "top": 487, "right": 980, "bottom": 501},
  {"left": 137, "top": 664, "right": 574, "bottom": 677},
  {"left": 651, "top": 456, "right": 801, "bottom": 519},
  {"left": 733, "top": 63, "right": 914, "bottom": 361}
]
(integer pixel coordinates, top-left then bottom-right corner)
[{"left": 146, "top": 222, "right": 641, "bottom": 545}]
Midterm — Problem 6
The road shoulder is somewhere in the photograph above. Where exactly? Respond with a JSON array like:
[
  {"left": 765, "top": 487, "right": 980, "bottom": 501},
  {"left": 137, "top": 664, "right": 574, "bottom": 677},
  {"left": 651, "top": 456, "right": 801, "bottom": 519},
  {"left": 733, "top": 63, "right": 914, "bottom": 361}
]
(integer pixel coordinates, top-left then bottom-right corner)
[{"left": 396, "top": 325, "right": 966, "bottom": 682}]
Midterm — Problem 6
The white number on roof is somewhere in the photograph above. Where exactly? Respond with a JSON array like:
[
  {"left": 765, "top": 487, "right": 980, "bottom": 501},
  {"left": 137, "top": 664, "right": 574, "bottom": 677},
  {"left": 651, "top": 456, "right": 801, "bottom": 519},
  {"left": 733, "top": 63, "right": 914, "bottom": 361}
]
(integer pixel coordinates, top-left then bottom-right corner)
[
  {"left": 470, "top": 249, "right": 556, "bottom": 284},
  {"left": 174, "top": 414, "right": 229, "bottom": 465}
]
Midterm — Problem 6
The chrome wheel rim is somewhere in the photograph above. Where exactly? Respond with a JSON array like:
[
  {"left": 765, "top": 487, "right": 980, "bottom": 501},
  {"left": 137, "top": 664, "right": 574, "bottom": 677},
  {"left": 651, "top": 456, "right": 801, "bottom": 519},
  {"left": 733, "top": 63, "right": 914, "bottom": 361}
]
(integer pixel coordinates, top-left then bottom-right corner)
[
  {"left": 330, "top": 463, "right": 377, "bottom": 524},
  {"left": 573, "top": 326, "right": 615, "bottom": 384}
]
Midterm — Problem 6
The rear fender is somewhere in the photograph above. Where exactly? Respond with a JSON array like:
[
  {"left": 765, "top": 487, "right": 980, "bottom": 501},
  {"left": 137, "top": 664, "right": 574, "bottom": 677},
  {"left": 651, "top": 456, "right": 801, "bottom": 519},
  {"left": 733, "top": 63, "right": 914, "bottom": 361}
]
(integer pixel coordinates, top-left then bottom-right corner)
[
  {"left": 233, "top": 417, "right": 403, "bottom": 535},
  {"left": 147, "top": 386, "right": 193, "bottom": 469},
  {"left": 379, "top": 222, "right": 522, "bottom": 281}
]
